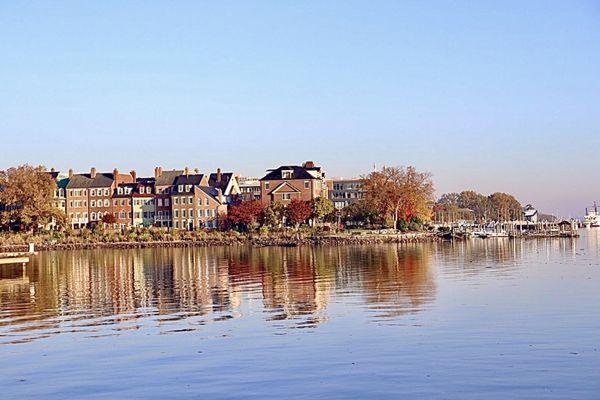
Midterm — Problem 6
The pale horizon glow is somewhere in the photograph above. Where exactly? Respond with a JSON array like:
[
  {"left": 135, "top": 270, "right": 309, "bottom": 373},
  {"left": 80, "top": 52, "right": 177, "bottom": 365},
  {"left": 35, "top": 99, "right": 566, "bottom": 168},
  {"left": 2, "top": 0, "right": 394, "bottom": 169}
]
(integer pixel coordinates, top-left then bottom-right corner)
[{"left": 1, "top": 1, "right": 599, "bottom": 218}]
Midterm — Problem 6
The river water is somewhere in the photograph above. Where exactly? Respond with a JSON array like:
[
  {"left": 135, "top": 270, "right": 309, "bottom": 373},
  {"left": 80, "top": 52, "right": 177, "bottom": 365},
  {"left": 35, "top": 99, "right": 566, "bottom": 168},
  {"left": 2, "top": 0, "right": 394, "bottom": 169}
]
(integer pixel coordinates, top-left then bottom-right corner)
[{"left": 1, "top": 232, "right": 600, "bottom": 399}]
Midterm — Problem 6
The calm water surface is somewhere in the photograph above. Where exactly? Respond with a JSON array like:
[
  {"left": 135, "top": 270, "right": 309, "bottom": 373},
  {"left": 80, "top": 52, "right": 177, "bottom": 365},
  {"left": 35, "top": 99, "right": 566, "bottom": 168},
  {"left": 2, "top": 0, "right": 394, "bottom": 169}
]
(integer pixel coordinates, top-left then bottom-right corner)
[{"left": 1, "top": 232, "right": 600, "bottom": 399}]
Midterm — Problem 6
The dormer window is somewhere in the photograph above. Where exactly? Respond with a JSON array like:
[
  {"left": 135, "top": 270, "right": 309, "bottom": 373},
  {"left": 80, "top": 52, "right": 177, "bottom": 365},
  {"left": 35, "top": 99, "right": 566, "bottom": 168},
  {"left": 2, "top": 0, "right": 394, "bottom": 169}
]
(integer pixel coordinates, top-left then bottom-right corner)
[
  {"left": 118, "top": 188, "right": 123, "bottom": 195},
  {"left": 178, "top": 185, "right": 183, "bottom": 193},
  {"left": 186, "top": 185, "right": 191, "bottom": 192},
  {"left": 282, "top": 170, "right": 293, "bottom": 179}
]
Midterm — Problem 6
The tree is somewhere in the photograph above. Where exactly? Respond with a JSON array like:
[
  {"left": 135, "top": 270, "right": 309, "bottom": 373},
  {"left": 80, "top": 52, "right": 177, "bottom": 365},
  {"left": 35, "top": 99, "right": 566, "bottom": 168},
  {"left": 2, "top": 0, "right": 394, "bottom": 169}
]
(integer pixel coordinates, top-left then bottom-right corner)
[
  {"left": 263, "top": 201, "right": 285, "bottom": 228},
  {"left": 488, "top": 192, "right": 522, "bottom": 221},
  {"left": 227, "top": 200, "right": 264, "bottom": 231},
  {"left": 458, "top": 190, "right": 490, "bottom": 222},
  {"left": 341, "top": 200, "right": 382, "bottom": 227},
  {"left": 311, "top": 197, "right": 334, "bottom": 223},
  {"left": 0, "top": 165, "right": 64, "bottom": 232},
  {"left": 285, "top": 199, "right": 312, "bottom": 229},
  {"left": 102, "top": 213, "right": 117, "bottom": 226},
  {"left": 363, "top": 166, "right": 434, "bottom": 229}
]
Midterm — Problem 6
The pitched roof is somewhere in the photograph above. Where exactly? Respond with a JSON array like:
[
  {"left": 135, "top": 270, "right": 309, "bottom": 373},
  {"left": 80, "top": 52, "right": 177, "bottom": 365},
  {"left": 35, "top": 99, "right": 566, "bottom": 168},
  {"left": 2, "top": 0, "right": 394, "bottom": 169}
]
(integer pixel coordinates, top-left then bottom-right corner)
[
  {"left": 199, "top": 186, "right": 223, "bottom": 204},
  {"left": 208, "top": 172, "right": 233, "bottom": 192},
  {"left": 66, "top": 174, "right": 92, "bottom": 189},
  {"left": 174, "top": 174, "right": 206, "bottom": 187},
  {"left": 269, "top": 181, "right": 301, "bottom": 195},
  {"left": 155, "top": 170, "right": 183, "bottom": 186},
  {"left": 260, "top": 165, "right": 321, "bottom": 181},
  {"left": 57, "top": 177, "right": 70, "bottom": 189}
]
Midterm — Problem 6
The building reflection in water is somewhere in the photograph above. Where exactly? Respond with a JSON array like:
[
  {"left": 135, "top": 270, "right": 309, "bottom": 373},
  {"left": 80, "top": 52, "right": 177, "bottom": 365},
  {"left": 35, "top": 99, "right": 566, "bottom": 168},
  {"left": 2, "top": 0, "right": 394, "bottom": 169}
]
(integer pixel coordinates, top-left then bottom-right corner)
[{"left": 1, "top": 243, "right": 439, "bottom": 343}]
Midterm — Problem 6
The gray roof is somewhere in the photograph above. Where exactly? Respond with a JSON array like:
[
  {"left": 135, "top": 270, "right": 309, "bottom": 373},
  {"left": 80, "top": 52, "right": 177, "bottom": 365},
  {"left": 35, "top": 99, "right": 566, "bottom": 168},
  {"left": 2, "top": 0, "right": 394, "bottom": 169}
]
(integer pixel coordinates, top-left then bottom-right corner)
[
  {"left": 156, "top": 170, "right": 183, "bottom": 186},
  {"left": 66, "top": 174, "right": 92, "bottom": 189},
  {"left": 209, "top": 172, "right": 234, "bottom": 192}
]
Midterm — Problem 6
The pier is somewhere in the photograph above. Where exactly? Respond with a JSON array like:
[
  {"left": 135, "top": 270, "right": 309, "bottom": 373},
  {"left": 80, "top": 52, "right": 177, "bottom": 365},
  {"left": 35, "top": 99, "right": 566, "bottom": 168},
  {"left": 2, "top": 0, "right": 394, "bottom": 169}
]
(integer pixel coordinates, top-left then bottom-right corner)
[{"left": 0, "top": 244, "right": 36, "bottom": 266}]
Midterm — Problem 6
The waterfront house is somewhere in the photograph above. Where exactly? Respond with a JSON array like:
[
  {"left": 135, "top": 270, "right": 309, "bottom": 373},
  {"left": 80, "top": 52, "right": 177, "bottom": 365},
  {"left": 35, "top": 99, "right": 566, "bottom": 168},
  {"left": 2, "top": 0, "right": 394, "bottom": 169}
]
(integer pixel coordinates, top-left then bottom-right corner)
[
  {"left": 170, "top": 172, "right": 227, "bottom": 230},
  {"left": 238, "top": 177, "right": 261, "bottom": 202},
  {"left": 259, "top": 161, "right": 328, "bottom": 206},
  {"left": 327, "top": 178, "right": 365, "bottom": 210},
  {"left": 154, "top": 167, "right": 183, "bottom": 228}
]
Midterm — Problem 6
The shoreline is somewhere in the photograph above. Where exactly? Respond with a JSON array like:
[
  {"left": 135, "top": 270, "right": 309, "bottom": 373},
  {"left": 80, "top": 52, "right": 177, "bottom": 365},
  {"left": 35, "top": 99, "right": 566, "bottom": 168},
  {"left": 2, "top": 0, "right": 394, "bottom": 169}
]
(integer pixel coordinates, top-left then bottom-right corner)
[{"left": 0, "top": 232, "right": 439, "bottom": 253}]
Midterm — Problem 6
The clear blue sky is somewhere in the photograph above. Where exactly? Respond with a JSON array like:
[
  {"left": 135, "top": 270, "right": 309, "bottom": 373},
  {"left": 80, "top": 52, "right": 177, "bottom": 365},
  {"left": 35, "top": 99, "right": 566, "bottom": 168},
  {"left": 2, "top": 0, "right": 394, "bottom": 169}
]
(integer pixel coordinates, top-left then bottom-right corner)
[{"left": 1, "top": 1, "right": 599, "bottom": 217}]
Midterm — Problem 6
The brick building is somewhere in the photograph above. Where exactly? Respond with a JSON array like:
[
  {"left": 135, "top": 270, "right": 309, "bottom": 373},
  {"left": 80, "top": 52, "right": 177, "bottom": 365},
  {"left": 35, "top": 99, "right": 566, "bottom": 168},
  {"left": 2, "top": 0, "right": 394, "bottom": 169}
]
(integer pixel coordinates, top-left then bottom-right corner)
[{"left": 259, "top": 161, "right": 327, "bottom": 206}]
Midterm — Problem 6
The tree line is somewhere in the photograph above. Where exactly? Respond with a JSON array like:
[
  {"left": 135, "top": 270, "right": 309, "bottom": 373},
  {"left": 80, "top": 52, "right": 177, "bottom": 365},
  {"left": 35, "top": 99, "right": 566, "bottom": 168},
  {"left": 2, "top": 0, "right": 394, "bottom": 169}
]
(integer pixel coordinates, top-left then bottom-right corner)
[{"left": 433, "top": 190, "right": 523, "bottom": 223}]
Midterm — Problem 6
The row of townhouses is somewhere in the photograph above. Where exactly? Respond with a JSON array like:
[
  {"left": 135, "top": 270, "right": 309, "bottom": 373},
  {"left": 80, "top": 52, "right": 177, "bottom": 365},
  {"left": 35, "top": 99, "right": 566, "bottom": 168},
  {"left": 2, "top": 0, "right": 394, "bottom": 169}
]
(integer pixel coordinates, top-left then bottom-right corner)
[{"left": 49, "top": 161, "right": 365, "bottom": 230}]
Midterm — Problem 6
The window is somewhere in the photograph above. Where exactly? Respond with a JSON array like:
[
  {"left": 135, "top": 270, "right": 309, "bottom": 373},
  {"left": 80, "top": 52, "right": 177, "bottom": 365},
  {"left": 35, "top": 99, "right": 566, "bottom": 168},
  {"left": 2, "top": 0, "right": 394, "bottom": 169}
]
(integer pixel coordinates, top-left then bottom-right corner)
[
  {"left": 265, "top": 182, "right": 270, "bottom": 189},
  {"left": 205, "top": 198, "right": 209, "bottom": 206},
  {"left": 104, "top": 199, "right": 109, "bottom": 207},
  {"left": 189, "top": 209, "right": 193, "bottom": 219},
  {"left": 188, "top": 196, "right": 193, "bottom": 204},
  {"left": 283, "top": 193, "right": 292, "bottom": 200},
  {"left": 90, "top": 189, "right": 95, "bottom": 196},
  {"left": 118, "top": 188, "right": 123, "bottom": 195},
  {"left": 198, "top": 209, "right": 203, "bottom": 217},
  {"left": 174, "top": 210, "right": 179, "bottom": 218},
  {"left": 178, "top": 185, "right": 183, "bottom": 193},
  {"left": 304, "top": 181, "right": 309, "bottom": 189},
  {"left": 98, "top": 212, "right": 103, "bottom": 219},
  {"left": 104, "top": 189, "right": 109, "bottom": 196},
  {"left": 186, "top": 185, "right": 191, "bottom": 192},
  {"left": 174, "top": 197, "right": 179, "bottom": 205},
  {"left": 182, "top": 209, "right": 187, "bottom": 218},
  {"left": 282, "top": 171, "right": 292, "bottom": 179},
  {"left": 91, "top": 212, "right": 96, "bottom": 220},
  {"left": 91, "top": 200, "right": 96, "bottom": 207},
  {"left": 165, "top": 199, "right": 170, "bottom": 207},
  {"left": 175, "top": 221, "right": 179, "bottom": 229},
  {"left": 157, "top": 199, "right": 162, "bottom": 207}
]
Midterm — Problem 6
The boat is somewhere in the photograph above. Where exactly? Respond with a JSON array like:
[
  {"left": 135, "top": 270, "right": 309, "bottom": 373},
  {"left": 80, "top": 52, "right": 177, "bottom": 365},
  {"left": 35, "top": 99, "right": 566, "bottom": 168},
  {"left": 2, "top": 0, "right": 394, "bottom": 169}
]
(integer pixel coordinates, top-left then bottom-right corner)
[{"left": 583, "top": 203, "right": 600, "bottom": 228}]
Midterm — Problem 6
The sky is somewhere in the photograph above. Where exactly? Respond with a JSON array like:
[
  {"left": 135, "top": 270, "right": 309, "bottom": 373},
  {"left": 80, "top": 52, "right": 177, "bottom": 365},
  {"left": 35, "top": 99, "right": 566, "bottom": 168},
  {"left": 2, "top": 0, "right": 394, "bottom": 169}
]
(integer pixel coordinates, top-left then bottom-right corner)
[{"left": 1, "top": 1, "right": 599, "bottom": 218}]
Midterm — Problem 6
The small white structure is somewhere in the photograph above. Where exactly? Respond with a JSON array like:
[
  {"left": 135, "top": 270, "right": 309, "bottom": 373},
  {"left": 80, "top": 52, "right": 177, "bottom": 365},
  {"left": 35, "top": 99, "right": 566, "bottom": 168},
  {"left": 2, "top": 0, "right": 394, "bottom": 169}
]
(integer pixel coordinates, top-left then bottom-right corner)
[{"left": 523, "top": 205, "right": 538, "bottom": 223}]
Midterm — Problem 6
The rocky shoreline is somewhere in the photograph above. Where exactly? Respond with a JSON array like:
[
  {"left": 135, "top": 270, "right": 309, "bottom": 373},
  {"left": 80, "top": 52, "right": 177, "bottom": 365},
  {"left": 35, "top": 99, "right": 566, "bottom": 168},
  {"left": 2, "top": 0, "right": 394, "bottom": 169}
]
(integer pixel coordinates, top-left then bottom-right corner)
[{"left": 0, "top": 232, "right": 439, "bottom": 253}]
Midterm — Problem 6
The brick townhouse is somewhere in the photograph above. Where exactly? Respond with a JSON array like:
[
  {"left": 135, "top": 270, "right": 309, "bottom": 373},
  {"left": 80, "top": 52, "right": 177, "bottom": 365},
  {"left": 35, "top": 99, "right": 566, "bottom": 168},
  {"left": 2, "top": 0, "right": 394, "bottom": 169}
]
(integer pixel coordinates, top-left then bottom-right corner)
[
  {"left": 259, "top": 161, "right": 328, "bottom": 206},
  {"left": 153, "top": 167, "right": 182, "bottom": 228},
  {"left": 171, "top": 173, "right": 227, "bottom": 230}
]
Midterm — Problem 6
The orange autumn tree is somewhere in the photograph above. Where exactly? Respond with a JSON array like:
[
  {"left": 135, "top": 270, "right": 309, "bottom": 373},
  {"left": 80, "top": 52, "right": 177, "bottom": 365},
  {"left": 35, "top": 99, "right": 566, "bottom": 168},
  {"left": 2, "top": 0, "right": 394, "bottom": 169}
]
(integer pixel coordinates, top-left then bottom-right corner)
[
  {"left": 227, "top": 200, "right": 264, "bottom": 231},
  {"left": 0, "top": 164, "right": 65, "bottom": 232},
  {"left": 285, "top": 199, "right": 312, "bottom": 229},
  {"left": 362, "top": 166, "right": 434, "bottom": 229}
]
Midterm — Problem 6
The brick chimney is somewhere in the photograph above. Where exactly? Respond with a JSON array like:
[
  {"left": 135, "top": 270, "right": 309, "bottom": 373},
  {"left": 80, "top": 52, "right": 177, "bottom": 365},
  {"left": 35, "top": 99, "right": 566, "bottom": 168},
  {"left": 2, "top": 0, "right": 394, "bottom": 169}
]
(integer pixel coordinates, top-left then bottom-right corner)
[
  {"left": 90, "top": 167, "right": 97, "bottom": 179},
  {"left": 130, "top": 170, "right": 137, "bottom": 182},
  {"left": 303, "top": 161, "right": 315, "bottom": 169},
  {"left": 154, "top": 167, "right": 163, "bottom": 179},
  {"left": 68, "top": 169, "right": 73, "bottom": 178},
  {"left": 194, "top": 168, "right": 199, "bottom": 174},
  {"left": 216, "top": 168, "right": 222, "bottom": 183},
  {"left": 50, "top": 167, "right": 55, "bottom": 173},
  {"left": 184, "top": 166, "right": 189, "bottom": 176},
  {"left": 113, "top": 168, "right": 119, "bottom": 178}
]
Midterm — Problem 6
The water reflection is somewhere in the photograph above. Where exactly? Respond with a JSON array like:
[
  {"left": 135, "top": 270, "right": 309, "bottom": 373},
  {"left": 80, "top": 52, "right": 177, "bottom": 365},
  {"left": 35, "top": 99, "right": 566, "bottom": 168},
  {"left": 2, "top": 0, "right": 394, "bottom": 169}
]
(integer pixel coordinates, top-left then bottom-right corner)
[
  {"left": 1, "top": 238, "right": 586, "bottom": 345},
  {"left": 0, "top": 245, "right": 440, "bottom": 344}
]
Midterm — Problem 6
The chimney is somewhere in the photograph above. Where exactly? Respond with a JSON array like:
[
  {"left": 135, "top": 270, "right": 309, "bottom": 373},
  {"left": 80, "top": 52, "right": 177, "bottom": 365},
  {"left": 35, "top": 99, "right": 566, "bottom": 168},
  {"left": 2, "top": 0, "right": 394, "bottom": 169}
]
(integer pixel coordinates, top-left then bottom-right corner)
[
  {"left": 50, "top": 167, "right": 55, "bottom": 173},
  {"left": 184, "top": 166, "right": 189, "bottom": 176},
  {"left": 216, "top": 168, "right": 222, "bottom": 183},
  {"left": 130, "top": 170, "right": 137, "bottom": 182},
  {"left": 68, "top": 168, "right": 73, "bottom": 178},
  {"left": 90, "top": 167, "right": 97, "bottom": 179},
  {"left": 194, "top": 168, "right": 199, "bottom": 174},
  {"left": 303, "top": 161, "right": 315, "bottom": 169},
  {"left": 113, "top": 168, "right": 119, "bottom": 178},
  {"left": 155, "top": 166, "right": 163, "bottom": 179}
]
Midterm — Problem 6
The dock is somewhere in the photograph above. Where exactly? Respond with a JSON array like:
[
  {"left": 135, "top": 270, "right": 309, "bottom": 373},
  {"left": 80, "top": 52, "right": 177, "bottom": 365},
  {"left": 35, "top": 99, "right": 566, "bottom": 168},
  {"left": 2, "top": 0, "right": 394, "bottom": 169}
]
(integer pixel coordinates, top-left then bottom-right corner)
[{"left": 0, "top": 244, "right": 36, "bottom": 266}]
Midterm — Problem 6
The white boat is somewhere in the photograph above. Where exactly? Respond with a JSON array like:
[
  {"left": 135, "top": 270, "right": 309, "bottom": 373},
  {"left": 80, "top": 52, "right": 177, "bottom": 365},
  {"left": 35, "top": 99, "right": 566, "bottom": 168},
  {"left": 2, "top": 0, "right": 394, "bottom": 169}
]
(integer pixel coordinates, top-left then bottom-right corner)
[{"left": 583, "top": 203, "right": 600, "bottom": 228}]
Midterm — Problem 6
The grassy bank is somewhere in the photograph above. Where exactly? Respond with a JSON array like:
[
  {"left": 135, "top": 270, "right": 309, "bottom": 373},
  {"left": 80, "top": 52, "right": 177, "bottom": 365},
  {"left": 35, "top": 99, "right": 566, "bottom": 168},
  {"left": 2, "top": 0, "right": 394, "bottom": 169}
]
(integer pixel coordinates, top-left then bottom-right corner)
[{"left": 0, "top": 228, "right": 439, "bottom": 252}]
